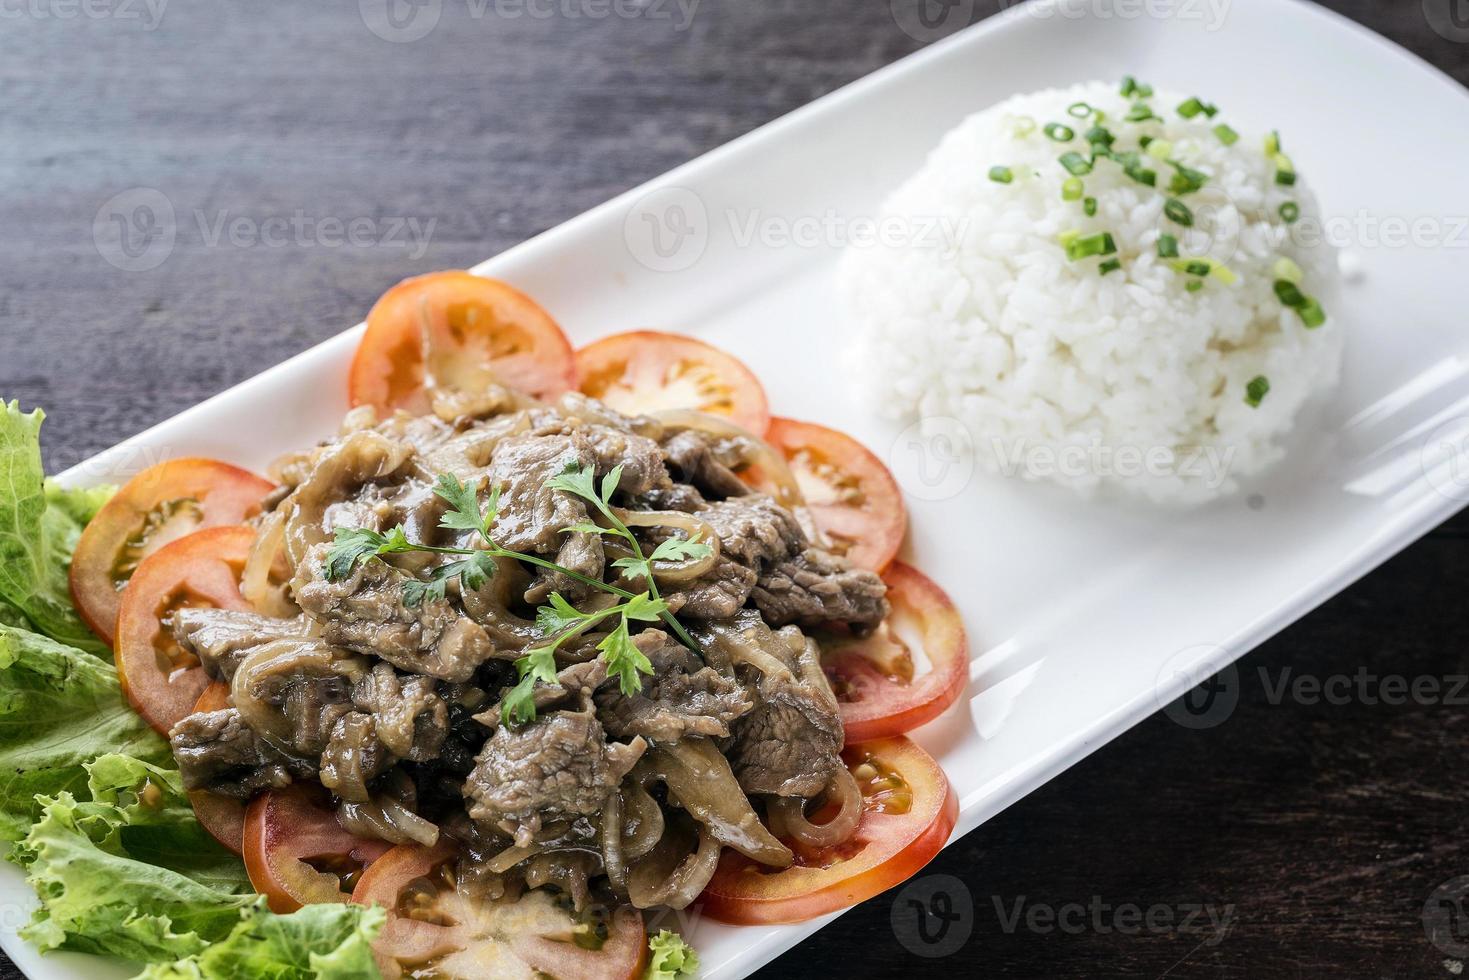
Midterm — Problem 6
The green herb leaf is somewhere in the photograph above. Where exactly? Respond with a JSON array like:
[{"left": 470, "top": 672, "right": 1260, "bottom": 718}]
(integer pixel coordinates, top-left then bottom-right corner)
[
  {"left": 535, "top": 592, "right": 589, "bottom": 637},
  {"left": 598, "top": 619, "right": 653, "bottom": 696},
  {"left": 621, "top": 592, "right": 670, "bottom": 623},
  {"left": 323, "top": 527, "right": 389, "bottom": 581},
  {"left": 434, "top": 473, "right": 488, "bottom": 533},
  {"left": 647, "top": 537, "right": 713, "bottom": 564}
]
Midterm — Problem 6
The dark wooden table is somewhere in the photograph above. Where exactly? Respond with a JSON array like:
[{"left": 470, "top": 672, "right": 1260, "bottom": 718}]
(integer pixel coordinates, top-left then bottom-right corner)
[{"left": 3, "top": 1, "right": 1468, "bottom": 977}]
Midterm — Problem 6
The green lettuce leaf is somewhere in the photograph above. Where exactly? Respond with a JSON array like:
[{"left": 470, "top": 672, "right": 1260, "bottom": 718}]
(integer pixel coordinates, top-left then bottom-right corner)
[
  {"left": 0, "top": 403, "right": 111, "bottom": 656},
  {"left": 15, "top": 785, "right": 256, "bottom": 962},
  {"left": 0, "top": 624, "right": 169, "bottom": 846},
  {"left": 645, "top": 929, "right": 700, "bottom": 980},
  {"left": 133, "top": 903, "right": 385, "bottom": 980}
]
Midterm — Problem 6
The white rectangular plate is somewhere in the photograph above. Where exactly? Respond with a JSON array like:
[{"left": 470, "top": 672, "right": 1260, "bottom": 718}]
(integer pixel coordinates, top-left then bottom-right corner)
[{"left": 9, "top": 0, "right": 1469, "bottom": 976}]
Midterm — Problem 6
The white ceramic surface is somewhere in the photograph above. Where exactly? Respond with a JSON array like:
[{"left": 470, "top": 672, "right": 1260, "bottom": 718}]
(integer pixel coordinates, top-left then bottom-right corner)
[{"left": 7, "top": 0, "right": 1469, "bottom": 976}]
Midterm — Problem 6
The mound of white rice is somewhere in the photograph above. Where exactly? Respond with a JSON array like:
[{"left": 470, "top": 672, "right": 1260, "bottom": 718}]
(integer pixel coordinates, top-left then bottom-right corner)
[{"left": 842, "top": 81, "right": 1342, "bottom": 504}]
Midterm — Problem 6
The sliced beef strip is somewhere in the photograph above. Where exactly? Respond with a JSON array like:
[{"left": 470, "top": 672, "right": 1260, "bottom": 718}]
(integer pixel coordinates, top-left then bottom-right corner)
[
  {"left": 464, "top": 707, "right": 645, "bottom": 847},
  {"left": 473, "top": 659, "right": 610, "bottom": 732},
  {"left": 660, "top": 430, "right": 751, "bottom": 500},
  {"left": 353, "top": 662, "right": 449, "bottom": 762},
  {"left": 171, "top": 608, "right": 310, "bottom": 683},
  {"left": 751, "top": 547, "right": 890, "bottom": 633},
  {"left": 169, "top": 708, "right": 306, "bottom": 798},
  {"left": 696, "top": 496, "right": 804, "bottom": 567},
  {"left": 699, "top": 614, "right": 845, "bottom": 798},
  {"left": 661, "top": 559, "right": 757, "bottom": 621},
  {"left": 595, "top": 630, "right": 752, "bottom": 743},
  {"left": 488, "top": 431, "right": 606, "bottom": 604},
  {"left": 292, "top": 543, "right": 499, "bottom": 683}
]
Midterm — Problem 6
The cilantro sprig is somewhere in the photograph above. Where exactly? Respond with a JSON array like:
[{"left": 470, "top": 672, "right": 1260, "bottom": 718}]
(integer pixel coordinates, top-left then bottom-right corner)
[{"left": 323, "top": 462, "right": 711, "bottom": 726}]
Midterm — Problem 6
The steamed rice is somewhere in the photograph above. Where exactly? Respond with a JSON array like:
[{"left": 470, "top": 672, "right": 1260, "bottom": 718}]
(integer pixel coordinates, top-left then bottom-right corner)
[{"left": 841, "top": 81, "right": 1342, "bottom": 504}]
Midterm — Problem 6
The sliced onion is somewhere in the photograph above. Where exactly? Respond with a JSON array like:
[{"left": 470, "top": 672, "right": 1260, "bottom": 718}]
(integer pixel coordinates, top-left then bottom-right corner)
[
  {"left": 241, "top": 510, "right": 298, "bottom": 618},
  {"left": 767, "top": 765, "right": 863, "bottom": 849}
]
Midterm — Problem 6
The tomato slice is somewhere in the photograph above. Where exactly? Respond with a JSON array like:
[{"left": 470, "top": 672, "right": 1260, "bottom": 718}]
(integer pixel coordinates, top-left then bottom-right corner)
[
  {"left": 821, "top": 562, "right": 969, "bottom": 742},
  {"left": 353, "top": 841, "right": 648, "bottom": 980},
  {"left": 349, "top": 271, "right": 576, "bottom": 414},
  {"left": 701, "top": 736, "right": 957, "bottom": 925},
  {"left": 187, "top": 682, "right": 246, "bottom": 854},
  {"left": 575, "top": 331, "right": 770, "bottom": 436},
  {"left": 244, "top": 783, "right": 392, "bottom": 913},
  {"left": 115, "top": 525, "right": 258, "bottom": 734},
  {"left": 752, "top": 418, "right": 906, "bottom": 571},
  {"left": 70, "top": 459, "right": 273, "bottom": 646}
]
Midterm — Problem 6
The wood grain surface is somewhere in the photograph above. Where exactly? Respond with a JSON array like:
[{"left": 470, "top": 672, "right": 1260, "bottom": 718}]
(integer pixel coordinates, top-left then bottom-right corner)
[{"left": 2, "top": 1, "right": 1468, "bottom": 977}]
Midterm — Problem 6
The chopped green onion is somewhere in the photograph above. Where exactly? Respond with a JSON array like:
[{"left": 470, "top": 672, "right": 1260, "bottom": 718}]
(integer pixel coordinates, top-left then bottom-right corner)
[
  {"left": 1064, "top": 231, "right": 1117, "bottom": 261},
  {"left": 1245, "top": 376, "right": 1270, "bottom": 408},
  {"left": 1085, "top": 125, "right": 1115, "bottom": 149},
  {"left": 1125, "top": 102, "right": 1158, "bottom": 123},
  {"left": 1177, "top": 97, "right": 1218, "bottom": 119},
  {"left": 1167, "top": 162, "right": 1209, "bottom": 195},
  {"left": 1099, "top": 258, "right": 1122, "bottom": 275},
  {"left": 1164, "top": 198, "right": 1194, "bottom": 226},
  {"left": 1113, "top": 152, "right": 1156, "bottom": 187},
  {"left": 1273, "top": 279, "right": 1307, "bottom": 307},
  {"left": 988, "top": 166, "right": 1014, "bottom": 184},
  {"left": 1120, "top": 76, "right": 1153, "bottom": 98},
  {"left": 1044, "top": 122, "right": 1075, "bottom": 142},
  {"left": 1013, "top": 116, "right": 1037, "bottom": 137},
  {"left": 1213, "top": 124, "right": 1239, "bottom": 145},
  {"left": 1186, "top": 279, "right": 1204, "bottom": 293},
  {"left": 1174, "top": 259, "right": 1212, "bottom": 276},
  {"left": 1067, "top": 101, "right": 1093, "bottom": 118},
  {"left": 1208, "top": 262, "right": 1238, "bottom": 285},
  {"left": 1058, "top": 229, "right": 1082, "bottom": 248},
  {"left": 1279, "top": 201, "right": 1300, "bottom": 223},
  {"left": 1083, "top": 196, "right": 1098, "bottom": 217},
  {"left": 1058, "top": 152, "right": 1092, "bottom": 176},
  {"left": 1274, "top": 161, "right": 1297, "bottom": 186},
  {"left": 1138, "top": 135, "right": 1153, "bottom": 149},
  {"left": 1061, "top": 176, "right": 1084, "bottom": 201},
  {"left": 1157, "top": 234, "right": 1180, "bottom": 258},
  {"left": 1299, "top": 298, "right": 1326, "bottom": 328},
  {"left": 1273, "top": 258, "right": 1303, "bottom": 283},
  {"left": 1146, "top": 139, "right": 1174, "bottom": 160},
  {"left": 1265, "top": 130, "right": 1282, "bottom": 156}
]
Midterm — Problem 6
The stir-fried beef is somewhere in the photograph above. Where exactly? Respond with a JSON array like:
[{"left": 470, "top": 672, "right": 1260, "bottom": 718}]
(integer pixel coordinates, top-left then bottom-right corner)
[
  {"left": 168, "top": 388, "right": 896, "bottom": 914},
  {"left": 596, "top": 631, "right": 752, "bottom": 743},
  {"left": 292, "top": 543, "right": 498, "bottom": 682},
  {"left": 660, "top": 430, "right": 751, "bottom": 500},
  {"left": 752, "top": 547, "right": 890, "bottom": 632},
  {"left": 171, "top": 608, "right": 306, "bottom": 683},
  {"left": 170, "top": 708, "right": 301, "bottom": 797},
  {"left": 464, "top": 707, "right": 646, "bottom": 847}
]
